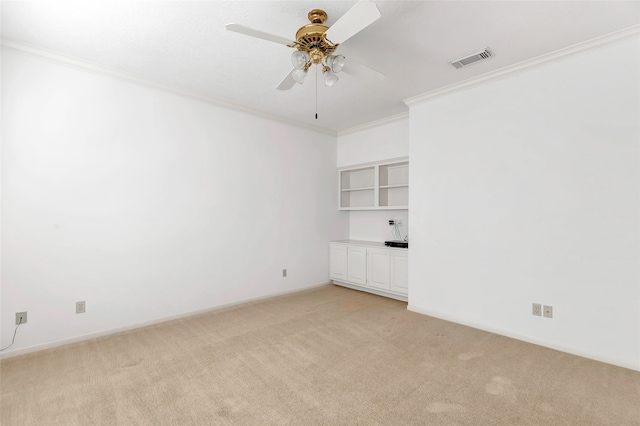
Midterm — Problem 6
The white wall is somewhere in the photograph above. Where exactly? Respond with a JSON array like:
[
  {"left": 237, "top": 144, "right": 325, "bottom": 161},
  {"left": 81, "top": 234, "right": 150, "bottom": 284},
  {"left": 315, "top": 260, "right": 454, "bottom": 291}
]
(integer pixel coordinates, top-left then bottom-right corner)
[
  {"left": 337, "top": 116, "right": 410, "bottom": 241},
  {"left": 337, "top": 115, "right": 409, "bottom": 168},
  {"left": 408, "top": 37, "right": 640, "bottom": 370},
  {"left": 348, "top": 210, "right": 408, "bottom": 242},
  {"left": 0, "top": 49, "right": 348, "bottom": 356}
]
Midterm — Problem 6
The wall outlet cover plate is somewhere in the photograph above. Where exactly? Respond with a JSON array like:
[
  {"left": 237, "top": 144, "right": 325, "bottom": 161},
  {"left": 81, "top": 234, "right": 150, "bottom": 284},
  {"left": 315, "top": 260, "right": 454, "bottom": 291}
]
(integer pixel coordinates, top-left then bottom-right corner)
[{"left": 16, "top": 311, "right": 27, "bottom": 325}]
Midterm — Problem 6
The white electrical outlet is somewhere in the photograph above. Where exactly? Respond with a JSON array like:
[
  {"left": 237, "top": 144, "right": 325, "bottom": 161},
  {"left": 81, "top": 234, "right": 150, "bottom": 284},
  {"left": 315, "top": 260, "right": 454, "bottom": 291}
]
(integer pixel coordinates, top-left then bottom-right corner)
[
  {"left": 76, "top": 301, "right": 86, "bottom": 314},
  {"left": 543, "top": 305, "right": 553, "bottom": 318},
  {"left": 532, "top": 303, "right": 542, "bottom": 316},
  {"left": 282, "top": 269, "right": 287, "bottom": 278}
]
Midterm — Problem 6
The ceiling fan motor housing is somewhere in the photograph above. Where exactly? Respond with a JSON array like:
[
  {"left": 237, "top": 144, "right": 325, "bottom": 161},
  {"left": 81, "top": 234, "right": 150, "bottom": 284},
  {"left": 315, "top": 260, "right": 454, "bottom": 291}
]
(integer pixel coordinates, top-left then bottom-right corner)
[
  {"left": 308, "top": 9, "right": 327, "bottom": 24},
  {"left": 295, "top": 9, "right": 338, "bottom": 64}
]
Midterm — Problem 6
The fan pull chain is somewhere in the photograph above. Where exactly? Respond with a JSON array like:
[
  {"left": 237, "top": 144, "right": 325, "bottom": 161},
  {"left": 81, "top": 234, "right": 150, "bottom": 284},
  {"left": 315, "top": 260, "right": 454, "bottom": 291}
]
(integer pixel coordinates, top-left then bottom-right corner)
[{"left": 315, "top": 65, "right": 318, "bottom": 119}]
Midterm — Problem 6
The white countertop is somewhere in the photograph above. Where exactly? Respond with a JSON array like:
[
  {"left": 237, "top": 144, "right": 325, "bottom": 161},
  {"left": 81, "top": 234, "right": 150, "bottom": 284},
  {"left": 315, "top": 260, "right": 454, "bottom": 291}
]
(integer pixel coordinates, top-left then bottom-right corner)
[{"left": 331, "top": 240, "right": 408, "bottom": 250}]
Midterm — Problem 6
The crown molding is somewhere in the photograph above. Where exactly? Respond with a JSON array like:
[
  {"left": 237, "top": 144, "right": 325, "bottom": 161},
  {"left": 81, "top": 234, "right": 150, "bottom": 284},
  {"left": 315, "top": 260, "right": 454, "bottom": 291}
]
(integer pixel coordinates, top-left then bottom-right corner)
[
  {"left": 337, "top": 112, "right": 409, "bottom": 137},
  {"left": 1, "top": 40, "right": 338, "bottom": 137},
  {"left": 404, "top": 25, "right": 640, "bottom": 107}
]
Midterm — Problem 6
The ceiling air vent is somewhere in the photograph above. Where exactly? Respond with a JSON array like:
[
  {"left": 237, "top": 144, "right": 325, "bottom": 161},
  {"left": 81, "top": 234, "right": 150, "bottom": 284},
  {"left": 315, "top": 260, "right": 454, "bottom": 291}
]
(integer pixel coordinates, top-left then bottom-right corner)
[{"left": 450, "top": 48, "right": 492, "bottom": 69}]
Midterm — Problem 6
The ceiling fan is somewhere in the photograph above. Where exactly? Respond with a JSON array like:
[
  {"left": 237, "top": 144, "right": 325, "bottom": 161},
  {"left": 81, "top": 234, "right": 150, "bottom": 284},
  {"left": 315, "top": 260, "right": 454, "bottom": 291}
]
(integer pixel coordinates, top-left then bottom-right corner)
[{"left": 225, "top": 1, "right": 385, "bottom": 90}]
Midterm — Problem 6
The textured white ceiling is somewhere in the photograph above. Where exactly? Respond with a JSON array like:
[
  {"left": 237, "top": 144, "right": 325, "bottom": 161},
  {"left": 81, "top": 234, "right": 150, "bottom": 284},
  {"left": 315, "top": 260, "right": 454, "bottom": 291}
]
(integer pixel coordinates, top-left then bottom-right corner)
[{"left": 2, "top": 1, "right": 639, "bottom": 132}]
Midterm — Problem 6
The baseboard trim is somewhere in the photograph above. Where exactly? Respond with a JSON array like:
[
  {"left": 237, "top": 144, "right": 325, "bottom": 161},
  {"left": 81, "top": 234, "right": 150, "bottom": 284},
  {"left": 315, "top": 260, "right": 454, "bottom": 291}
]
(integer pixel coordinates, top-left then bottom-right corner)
[
  {"left": 0, "top": 282, "right": 331, "bottom": 360},
  {"left": 406, "top": 305, "right": 639, "bottom": 372},
  {"left": 332, "top": 280, "right": 408, "bottom": 302}
]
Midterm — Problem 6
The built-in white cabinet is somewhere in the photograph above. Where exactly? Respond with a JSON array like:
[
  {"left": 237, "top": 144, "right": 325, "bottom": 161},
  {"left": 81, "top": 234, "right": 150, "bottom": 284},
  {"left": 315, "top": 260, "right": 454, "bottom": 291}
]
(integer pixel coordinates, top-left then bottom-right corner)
[
  {"left": 389, "top": 251, "right": 409, "bottom": 294},
  {"left": 347, "top": 246, "right": 367, "bottom": 286},
  {"left": 367, "top": 248, "right": 391, "bottom": 290},
  {"left": 330, "top": 241, "right": 408, "bottom": 301},
  {"left": 339, "top": 159, "right": 408, "bottom": 210},
  {"left": 329, "top": 244, "right": 348, "bottom": 281}
]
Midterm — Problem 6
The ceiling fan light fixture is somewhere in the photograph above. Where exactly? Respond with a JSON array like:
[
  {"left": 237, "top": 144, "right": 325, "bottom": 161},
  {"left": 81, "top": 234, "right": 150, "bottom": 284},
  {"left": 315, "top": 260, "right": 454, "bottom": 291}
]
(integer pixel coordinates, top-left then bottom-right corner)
[
  {"left": 323, "top": 70, "right": 339, "bottom": 87},
  {"left": 291, "top": 50, "right": 311, "bottom": 69},
  {"left": 327, "top": 54, "right": 345, "bottom": 73},
  {"left": 292, "top": 68, "right": 308, "bottom": 84}
]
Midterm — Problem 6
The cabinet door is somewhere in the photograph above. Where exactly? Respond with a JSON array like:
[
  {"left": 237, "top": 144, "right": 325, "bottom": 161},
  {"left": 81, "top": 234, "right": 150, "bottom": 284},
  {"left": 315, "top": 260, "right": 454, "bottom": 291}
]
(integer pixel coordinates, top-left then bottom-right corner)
[
  {"left": 329, "top": 244, "right": 348, "bottom": 281},
  {"left": 367, "top": 249, "right": 391, "bottom": 290},
  {"left": 347, "top": 246, "right": 367, "bottom": 286},
  {"left": 390, "top": 251, "right": 408, "bottom": 295}
]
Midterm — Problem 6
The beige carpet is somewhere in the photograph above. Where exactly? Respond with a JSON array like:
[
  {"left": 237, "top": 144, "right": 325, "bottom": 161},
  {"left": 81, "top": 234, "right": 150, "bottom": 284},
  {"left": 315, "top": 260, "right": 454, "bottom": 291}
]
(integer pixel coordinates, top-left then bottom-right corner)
[{"left": 1, "top": 285, "right": 638, "bottom": 425}]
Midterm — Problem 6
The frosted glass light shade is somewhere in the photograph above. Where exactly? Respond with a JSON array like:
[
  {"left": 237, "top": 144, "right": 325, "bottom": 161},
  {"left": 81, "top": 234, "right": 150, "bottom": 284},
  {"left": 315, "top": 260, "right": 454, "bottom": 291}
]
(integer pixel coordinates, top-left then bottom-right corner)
[
  {"left": 324, "top": 71, "right": 339, "bottom": 87},
  {"left": 291, "top": 51, "right": 310, "bottom": 69},
  {"left": 292, "top": 68, "right": 308, "bottom": 84},
  {"left": 327, "top": 55, "right": 345, "bottom": 73}
]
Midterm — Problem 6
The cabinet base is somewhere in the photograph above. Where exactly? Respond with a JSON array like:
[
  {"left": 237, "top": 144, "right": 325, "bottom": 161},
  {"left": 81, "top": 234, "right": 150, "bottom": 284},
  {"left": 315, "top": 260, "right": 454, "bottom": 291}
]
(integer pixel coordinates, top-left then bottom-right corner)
[{"left": 331, "top": 280, "right": 408, "bottom": 302}]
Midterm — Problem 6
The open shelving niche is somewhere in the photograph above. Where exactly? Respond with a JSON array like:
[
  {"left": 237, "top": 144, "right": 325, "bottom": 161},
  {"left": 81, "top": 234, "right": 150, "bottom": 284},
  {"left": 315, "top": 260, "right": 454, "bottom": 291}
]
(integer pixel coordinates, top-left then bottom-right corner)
[{"left": 339, "top": 158, "right": 409, "bottom": 210}]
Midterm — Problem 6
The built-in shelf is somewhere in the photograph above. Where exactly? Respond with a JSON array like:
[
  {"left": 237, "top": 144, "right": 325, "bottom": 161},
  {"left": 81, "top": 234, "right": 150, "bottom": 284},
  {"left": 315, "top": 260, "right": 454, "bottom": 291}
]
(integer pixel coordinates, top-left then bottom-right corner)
[
  {"left": 339, "top": 159, "right": 409, "bottom": 210},
  {"left": 379, "top": 184, "right": 409, "bottom": 189},
  {"left": 341, "top": 186, "right": 376, "bottom": 192}
]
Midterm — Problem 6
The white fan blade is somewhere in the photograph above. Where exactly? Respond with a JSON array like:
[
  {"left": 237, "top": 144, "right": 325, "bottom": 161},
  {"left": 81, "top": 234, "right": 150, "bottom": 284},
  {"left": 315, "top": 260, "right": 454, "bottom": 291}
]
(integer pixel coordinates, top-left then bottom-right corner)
[
  {"left": 277, "top": 69, "right": 297, "bottom": 90},
  {"left": 342, "top": 59, "right": 385, "bottom": 84},
  {"left": 225, "top": 23, "right": 294, "bottom": 46},
  {"left": 324, "top": 1, "right": 381, "bottom": 45}
]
